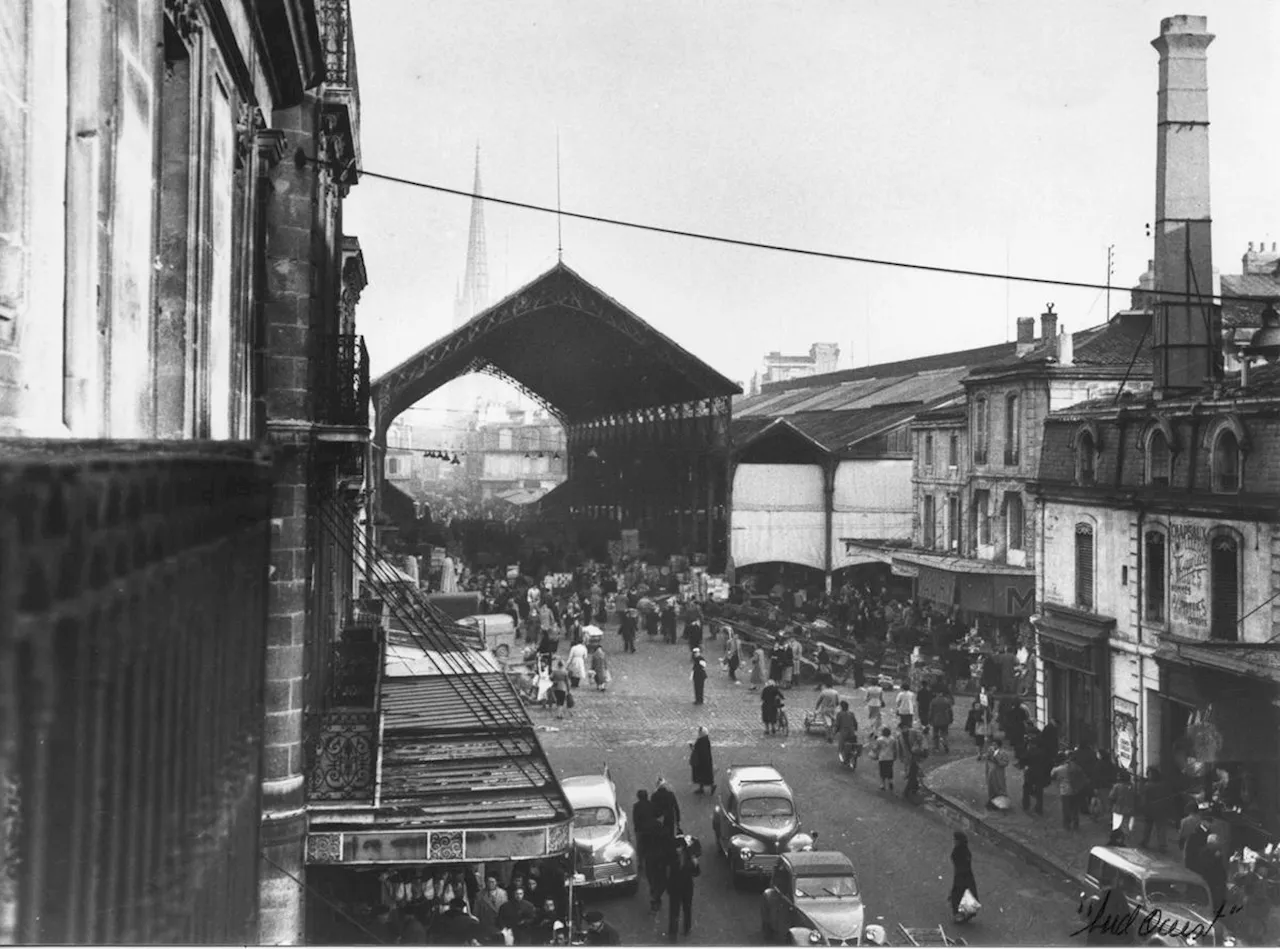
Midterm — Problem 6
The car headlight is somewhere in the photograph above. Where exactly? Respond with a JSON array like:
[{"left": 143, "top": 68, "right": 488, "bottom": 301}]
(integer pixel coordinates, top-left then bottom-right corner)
[
  {"left": 740, "top": 847, "right": 754, "bottom": 862},
  {"left": 616, "top": 854, "right": 633, "bottom": 867},
  {"left": 787, "top": 833, "right": 815, "bottom": 852},
  {"left": 808, "top": 929, "right": 824, "bottom": 945}
]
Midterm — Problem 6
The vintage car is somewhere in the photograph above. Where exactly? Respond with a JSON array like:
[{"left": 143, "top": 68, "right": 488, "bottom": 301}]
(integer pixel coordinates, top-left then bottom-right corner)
[
  {"left": 1078, "top": 846, "right": 1235, "bottom": 946},
  {"left": 561, "top": 771, "right": 639, "bottom": 893},
  {"left": 762, "top": 852, "right": 866, "bottom": 946},
  {"left": 712, "top": 764, "right": 816, "bottom": 883}
]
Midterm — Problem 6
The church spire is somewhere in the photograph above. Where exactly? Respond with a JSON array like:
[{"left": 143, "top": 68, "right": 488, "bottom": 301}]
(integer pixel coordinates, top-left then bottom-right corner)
[{"left": 454, "top": 144, "right": 490, "bottom": 328}]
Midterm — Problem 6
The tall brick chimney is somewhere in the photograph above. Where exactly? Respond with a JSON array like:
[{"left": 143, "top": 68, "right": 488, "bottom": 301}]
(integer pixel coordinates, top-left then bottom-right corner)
[
  {"left": 1016, "top": 317, "right": 1036, "bottom": 356},
  {"left": 1040, "top": 305, "right": 1059, "bottom": 358},
  {"left": 1151, "top": 15, "right": 1221, "bottom": 397}
]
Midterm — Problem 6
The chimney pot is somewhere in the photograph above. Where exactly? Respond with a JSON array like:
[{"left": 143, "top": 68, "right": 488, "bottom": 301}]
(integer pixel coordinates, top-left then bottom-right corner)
[
  {"left": 1040, "top": 306, "right": 1058, "bottom": 355},
  {"left": 1016, "top": 317, "right": 1035, "bottom": 344}
]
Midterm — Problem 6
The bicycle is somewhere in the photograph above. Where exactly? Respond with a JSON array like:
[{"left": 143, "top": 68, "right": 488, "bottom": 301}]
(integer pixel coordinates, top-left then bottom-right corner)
[{"left": 777, "top": 708, "right": 790, "bottom": 738}]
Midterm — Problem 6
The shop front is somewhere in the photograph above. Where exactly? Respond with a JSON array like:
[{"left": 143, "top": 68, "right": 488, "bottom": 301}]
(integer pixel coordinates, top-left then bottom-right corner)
[
  {"left": 303, "top": 645, "right": 575, "bottom": 943},
  {"left": 1153, "top": 644, "right": 1280, "bottom": 836},
  {"left": 1034, "top": 605, "right": 1113, "bottom": 750}
]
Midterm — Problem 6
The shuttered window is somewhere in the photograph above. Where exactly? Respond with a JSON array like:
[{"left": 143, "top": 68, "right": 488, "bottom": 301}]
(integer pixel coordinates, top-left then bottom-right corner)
[
  {"left": 1213, "top": 432, "right": 1240, "bottom": 493},
  {"left": 1004, "top": 393, "right": 1021, "bottom": 466},
  {"left": 1006, "top": 493, "right": 1024, "bottom": 550},
  {"left": 973, "top": 399, "right": 989, "bottom": 465},
  {"left": 1147, "top": 430, "right": 1171, "bottom": 486},
  {"left": 974, "top": 490, "right": 991, "bottom": 546},
  {"left": 1144, "top": 530, "right": 1166, "bottom": 623},
  {"left": 924, "top": 433, "right": 934, "bottom": 468},
  {"left": 922, "top": 495, "right": 936, "bottom": 548},
  {"left": 1210, "top": 534, "right": 1239, "bottom": 641},
  {"left": 1075, "top": 523, "right": 1095, "bottom": 611}
]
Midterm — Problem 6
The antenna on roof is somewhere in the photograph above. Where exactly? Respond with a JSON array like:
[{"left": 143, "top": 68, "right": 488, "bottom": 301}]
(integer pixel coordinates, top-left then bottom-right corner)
[{"left": 556, "top": 130, "right": 563, "bottom": 263}]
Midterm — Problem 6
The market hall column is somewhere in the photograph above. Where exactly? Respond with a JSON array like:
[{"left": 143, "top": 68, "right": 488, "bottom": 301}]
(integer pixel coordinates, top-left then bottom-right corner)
[{"left": 823, "top": 456, "right": 837, "bottom": 593}]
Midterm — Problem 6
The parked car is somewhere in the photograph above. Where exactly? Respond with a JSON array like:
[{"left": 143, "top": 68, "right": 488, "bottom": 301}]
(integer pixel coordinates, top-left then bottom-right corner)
[
  {"left": 762, "top": 851, "right": 865, "bottom": 946},
  {"left": 1078, "top": 846, "right": 1235, "bottom": 946},
  {"left": 458, "top": 613, "right": 519, "bottom": 660},
  {"left": 561, "top": 770, "right": 639, "bottom": 893},
  {"left": 712, "top": 764, "right": 816, "bottom": 883}
]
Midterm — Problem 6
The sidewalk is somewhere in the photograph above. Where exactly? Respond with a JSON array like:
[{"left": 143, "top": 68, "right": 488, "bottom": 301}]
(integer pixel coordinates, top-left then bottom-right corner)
[{"left": 922, "top": 755, "right": 1132, "bottom": 888}]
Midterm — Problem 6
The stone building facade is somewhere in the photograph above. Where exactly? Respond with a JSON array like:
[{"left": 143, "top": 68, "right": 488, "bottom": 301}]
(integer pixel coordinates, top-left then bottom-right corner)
[
  {"left": 0, "top": 1, "right": 369, "bottom": 943},
  {"left": 1035, "top": 370, "right": 1280, "bottom": 831}
]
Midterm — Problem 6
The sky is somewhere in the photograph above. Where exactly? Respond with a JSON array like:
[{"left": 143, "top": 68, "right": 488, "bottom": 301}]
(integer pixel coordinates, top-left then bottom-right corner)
[{"left": 344, "top": 0, "right": 1280, "bottom": 428}]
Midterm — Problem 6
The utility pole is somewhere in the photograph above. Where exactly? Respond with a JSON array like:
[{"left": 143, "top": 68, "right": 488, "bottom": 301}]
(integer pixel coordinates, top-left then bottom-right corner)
[{"left": 1106, "top": 244, "right": 1115, "bottom": 320}]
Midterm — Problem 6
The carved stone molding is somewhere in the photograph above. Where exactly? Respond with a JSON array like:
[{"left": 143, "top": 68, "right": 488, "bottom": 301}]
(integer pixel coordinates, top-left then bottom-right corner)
[{"left": 164, "top": 0, "right": 203, "bottom": 41}]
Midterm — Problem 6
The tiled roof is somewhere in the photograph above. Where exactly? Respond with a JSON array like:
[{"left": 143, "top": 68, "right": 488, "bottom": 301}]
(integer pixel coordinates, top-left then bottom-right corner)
[
  {"left": 1221, "top": 273, "right": 1280, "bottom": 329},
  {"left": 968, "top": 314, "right": 1152, "bottom": 375},
  {"left": 759, "top": 341, "right": 1019, "bottom": 394}
]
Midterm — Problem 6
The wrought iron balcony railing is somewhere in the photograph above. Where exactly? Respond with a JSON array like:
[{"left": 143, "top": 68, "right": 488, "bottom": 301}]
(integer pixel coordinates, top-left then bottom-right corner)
[
  {"left": 318, "top": 333, "right": 369, "bottom": 429},
  {"left": 0, "top": 440, "right": 272, "bottom": 944}
]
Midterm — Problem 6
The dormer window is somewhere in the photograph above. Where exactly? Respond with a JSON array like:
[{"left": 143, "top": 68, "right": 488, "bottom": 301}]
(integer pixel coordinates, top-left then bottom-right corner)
[
  {"left": 1213, "top": 430, "right": 1241, "bottom": 494},
  {"left": 1076, "top": 430, "right": 1097, "bottom": 485},
  {"left": 1146, "top": 429, "right": 1171, "bottom": 487}
]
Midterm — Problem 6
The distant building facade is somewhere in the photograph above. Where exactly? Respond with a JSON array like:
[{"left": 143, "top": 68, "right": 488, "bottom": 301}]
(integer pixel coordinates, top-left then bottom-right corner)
[{"left": 752, "top": 343, "right": 841, "bottom": 393}]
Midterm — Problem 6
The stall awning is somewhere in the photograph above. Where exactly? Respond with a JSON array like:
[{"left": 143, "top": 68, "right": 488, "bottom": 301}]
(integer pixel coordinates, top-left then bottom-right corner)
[
  {"left": 1154, "top": 640, "right": 1280, "bottom": 688},
  {"left": 1034, "top": 606, "right": 1114, "bottom": 675},
  {"left": 892, "top": 550, "right": 1036, "bottom": 616}
]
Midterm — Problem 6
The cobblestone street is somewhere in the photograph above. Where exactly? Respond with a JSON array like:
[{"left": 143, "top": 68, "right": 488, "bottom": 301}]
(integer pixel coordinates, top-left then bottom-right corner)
[{"left": 535, "top": 626, "right": 1085, "bottom": 946}]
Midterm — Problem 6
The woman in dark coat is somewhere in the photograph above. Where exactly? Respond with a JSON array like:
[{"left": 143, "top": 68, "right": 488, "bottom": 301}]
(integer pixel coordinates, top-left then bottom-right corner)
[
  {"left": 761, "top": 680, "right": 785, "bottom": 736},
  {"left": 948, "top": 831, "right": 979, "bottom": 919},
  {"left": 689, "top": 727, "right": 715, "bottom": 795}
]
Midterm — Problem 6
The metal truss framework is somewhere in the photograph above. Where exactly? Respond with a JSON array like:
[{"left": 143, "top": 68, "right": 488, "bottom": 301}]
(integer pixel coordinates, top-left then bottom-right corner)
[{"left": 369, "top": 265, "right": 739, "bottom": 570}]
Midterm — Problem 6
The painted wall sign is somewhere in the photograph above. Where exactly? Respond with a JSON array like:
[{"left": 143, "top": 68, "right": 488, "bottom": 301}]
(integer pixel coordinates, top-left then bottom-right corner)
[{"left": 1169, "top": 522, "right": 1209, "bottom": 629}]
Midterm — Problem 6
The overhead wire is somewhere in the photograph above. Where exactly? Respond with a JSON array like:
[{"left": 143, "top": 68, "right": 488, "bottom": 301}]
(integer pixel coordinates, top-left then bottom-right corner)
[
  {"left": 306, "top": 155, "right": 1268, "bottom": 307},
  {"left": 318, "top": 502, "right": 563, "bottom": 813}
]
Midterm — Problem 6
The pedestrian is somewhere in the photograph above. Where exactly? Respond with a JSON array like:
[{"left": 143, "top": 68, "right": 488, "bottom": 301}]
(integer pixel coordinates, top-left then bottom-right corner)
[
  {"left": 567, "top": 639, "right": 588, "bottom": 689},
  {"left": 1019, "top": 738, "right": 1049, "bottom": 816},
  {"left": 948, "top": 831, "right": 979, "bottom": 921},
  {"left": 864, "top": 678, "right": 885, "bottom": 732},
  {"left": 582, "top": 910, "right": 622, "bottom": 946},
  {"left": 872, "top": 726, "right": 897, "bottom": 792},
  {"left": 621, "top": 609, "right": 638, "bottom": 654},
  {"left": 549, "top": 659, "right": 570, "bottom": 720},
  {"left": 689, "top": 726, "right": 715, "bottom": 795},
  {"left": 433, "top": 898, "right": 480, "bottom": 946},
  {"left": 917, "top": 681, "right": 934, "bottom": 739},
  {"left": 964, "top": 699, "right": 988, "bottom": 756},
  {"left": 1109, "top": 771, "right": 1136, "bottom": 843},
  {"left": 1050, "top": 754, "right": 1083, "bottom": 831},
  {"left": 686, "top": 613, "right": 704, "bottom": 653},
  {"left": 816, "top": 645, "right": 832, "bottom": 682},
  {"left": 749, "top": 646, "right": 766, "bottom": 691},
  {"left": 661, "top": 601, "right": 677, "bottom": 643},
  {"left": 725, "top": 630, "right": 741, "bottom": 683},
  {"left": 652, "top": 777, "right": 681, "bottom": 838},
  {"left": 666, "top": 835, "right": 701, "bottom": 942},
  {"left": 1039, "top": 718, "right": 1060, "bottom": 758},
  {"left": 1179, "top": 802, "right": 1205, "bottom": 861},
  {"left": 475, "top": 874, "right": 508, "bottom": 934},
  {"left": 645, "top": 824, "right": 673, "bottom": 912},
  {"left": 644, "top": 604, "right": 660, "bottom": 640},
  {"left": 1139, "top": 766, "right": 1171, "bottom": 852},
  {"left": 769, "top": 638, "right": 787, "bottom": 683},
  {"left": 760, "top": 680, "right": 785, "bottom": 736},
  {"left": 895, "top": 682, "right": 917, "bottom": 729},
  {"left": 590, "top": 644, "right": 609, "bottom": 692},
  {"left": 929, "top": 689, "right": 954, "bottom": 753},
  {"left": 690, "top": 648, "right": 708, "bottom": 705},
  {"left": 633, "top": 789, "right": 658, "bottom": 874},
  {"left": 1194, "top": 836, "right": 1228, "bottom": 912},
  {"left": 1005, "top": 699, "right": 1030, "bottom": 763},
  {"left": 898, "top": 722, "right": 926, "bottom": 798},
  {"left": 982, "top": 737, "right": 1011, "bottom": 810},
  {"left": 833, "top": 701, "right": 860, "bottom": 765}
]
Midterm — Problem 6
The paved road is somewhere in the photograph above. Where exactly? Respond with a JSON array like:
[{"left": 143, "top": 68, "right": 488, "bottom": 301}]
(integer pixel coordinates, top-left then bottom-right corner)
[{"left": 535, "top": 625, "right": 1085, "bottom": 946}]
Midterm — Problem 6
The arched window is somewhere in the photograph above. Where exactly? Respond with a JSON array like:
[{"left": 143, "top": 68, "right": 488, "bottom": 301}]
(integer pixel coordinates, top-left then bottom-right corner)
[
  {"left": 1210, "top": 533, "right": 1240, "bottom": 641},
  {"left": 1213, "top": 430, "right": 1241, "bottom": 493},
  {"left": 1005, "top": 492, "right": 1025, "bottom": 550},
  {"left": 1004, "top": 393, "right": 1021, "bottom": 466},
  {"left": 1143, "top": 529, "right": 1166, "bottom": 623},
  {"left": 1077, "top": 431, "right": 1096, "bottom": 485},
  {"left": 1146, "top": 429, "right": 1171, "bottom": 486},
  {"left": 973, "top": 398, "right": 989, "bottom": 465},
  {"left": 1075, "top": 522, "right": 1095, "bottom": 610}
]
